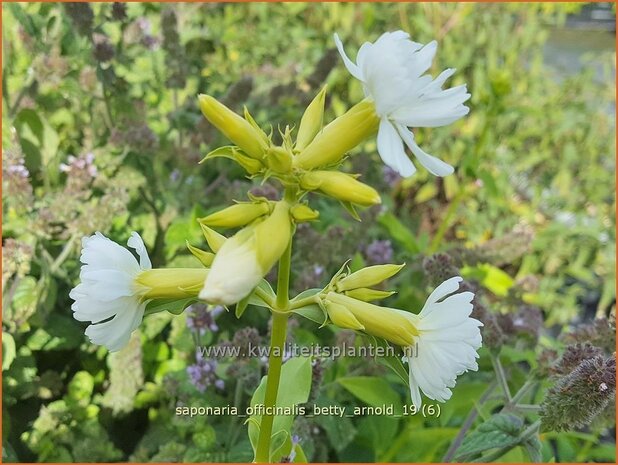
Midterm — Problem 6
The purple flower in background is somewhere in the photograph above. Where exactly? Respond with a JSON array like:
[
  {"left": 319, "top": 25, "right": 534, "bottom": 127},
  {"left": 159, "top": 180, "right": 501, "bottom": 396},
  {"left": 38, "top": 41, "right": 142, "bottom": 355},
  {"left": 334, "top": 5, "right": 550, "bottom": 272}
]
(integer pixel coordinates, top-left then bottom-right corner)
[
  {"left": 382, "top": 165, "right": 402, "bottom": 187},
  {"left": 281, "top": 435, "right": 302, "bottom": 462},
  {"left": 186, "top": 304, "right": 223, "bottom": 335},
  {"left": 187, "top": 350, "right": 225, "bottom": 393},
  {"left": 364, "top": 239, "right": 394, "bottom": 265}
]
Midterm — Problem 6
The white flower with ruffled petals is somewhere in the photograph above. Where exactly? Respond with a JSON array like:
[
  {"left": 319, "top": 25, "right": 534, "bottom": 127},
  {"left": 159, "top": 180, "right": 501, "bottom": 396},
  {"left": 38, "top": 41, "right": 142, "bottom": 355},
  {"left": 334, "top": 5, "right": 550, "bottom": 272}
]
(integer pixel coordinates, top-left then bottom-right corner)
[
  {"left": 404, "top": 277, "right": 482, "bottom": 408},
  {"left": 334, "top": 31, "right": 471, "bottom": 177},
  {"left": 69, "top": 232, "right": 152, "bottom": 352}
]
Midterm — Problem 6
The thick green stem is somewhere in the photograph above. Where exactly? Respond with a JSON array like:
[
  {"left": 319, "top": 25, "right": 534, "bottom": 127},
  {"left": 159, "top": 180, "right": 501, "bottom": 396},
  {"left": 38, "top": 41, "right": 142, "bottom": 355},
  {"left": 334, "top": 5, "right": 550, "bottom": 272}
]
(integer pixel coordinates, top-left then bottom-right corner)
[
  {"left": 255, "top": 199, "right": 294, "bottom": 462},
  {"left": 255, "top": 311, "right": 289, "bottom": 462},
  {"left": 275, "top": 239, "right": 292, "bottom": 311}
]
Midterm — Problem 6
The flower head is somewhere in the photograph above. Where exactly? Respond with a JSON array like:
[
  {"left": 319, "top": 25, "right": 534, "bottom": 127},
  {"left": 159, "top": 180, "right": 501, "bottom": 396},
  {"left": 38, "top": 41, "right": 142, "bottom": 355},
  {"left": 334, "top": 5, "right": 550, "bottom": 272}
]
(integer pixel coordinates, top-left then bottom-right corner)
[
  {"left": 323, "top": 276, "right": 482, "bottom": 408},
  {"left": 403, "top": 276, "right": 482, "bottom": 408},
  {"left": 335, "top": 31, "right": 470, "bottom": 177},
  {"left": 70, "top": 232, "right": 152, "bottom": 352}
]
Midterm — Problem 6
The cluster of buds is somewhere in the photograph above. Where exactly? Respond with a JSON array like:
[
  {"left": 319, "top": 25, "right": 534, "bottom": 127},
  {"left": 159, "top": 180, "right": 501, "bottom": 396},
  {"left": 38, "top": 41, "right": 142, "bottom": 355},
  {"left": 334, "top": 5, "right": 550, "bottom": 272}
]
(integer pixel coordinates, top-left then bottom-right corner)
[{"left": 197, "top": 89, "right": 382, "bottom": 215}]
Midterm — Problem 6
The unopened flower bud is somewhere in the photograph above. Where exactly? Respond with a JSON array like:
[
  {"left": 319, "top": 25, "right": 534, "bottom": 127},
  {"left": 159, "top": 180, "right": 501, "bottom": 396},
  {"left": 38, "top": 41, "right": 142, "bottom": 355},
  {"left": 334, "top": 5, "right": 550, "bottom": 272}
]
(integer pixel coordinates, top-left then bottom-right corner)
[
  {"left": 294, "top": 100, "right": 379, "bottom": 170},
  {"left": 265, "top": 146, "right": 292, "bottom": 173},
  {"left": 324, "top": 300, "right": 365, "bottom": 330},
  {"left": 290, "top": 204, "right": 319, "bottom": 223},
  {"left": 296, "top": 86, "right": 327, "bottom": 151},
  {"left": 199, "top": 202, "right": 271, "bottom": 229},
  {"left": 198, "top": 94, "right": 268, "bottom": 159},
  {"left": 299, "top": 171, "right": 381, "bottom": 206},
  {"left": 344, "top": 287, "right": 395, "bottom": 302},
  {"left": 337, "top": 263, "right": 404, "bottom": 291}
]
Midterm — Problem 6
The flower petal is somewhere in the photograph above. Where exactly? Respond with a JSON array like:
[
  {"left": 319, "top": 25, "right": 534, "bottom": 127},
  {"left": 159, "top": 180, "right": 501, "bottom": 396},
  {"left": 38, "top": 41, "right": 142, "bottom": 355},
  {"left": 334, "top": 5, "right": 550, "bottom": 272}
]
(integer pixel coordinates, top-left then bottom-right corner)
[
  {"left": 84, "top": 302, "right": 145, "bottom": 352},
  {"left": 396, "top": 125, "right": 454, "bottom": 177},
  {"left": 377, "top": 118, "right": 416, "bottom": 177},
  {"left": 334, "top": 33, "right": 364, "bottom": 81},
  {"left": 128, "top": 231, "right": 152, "bottom": 270}
]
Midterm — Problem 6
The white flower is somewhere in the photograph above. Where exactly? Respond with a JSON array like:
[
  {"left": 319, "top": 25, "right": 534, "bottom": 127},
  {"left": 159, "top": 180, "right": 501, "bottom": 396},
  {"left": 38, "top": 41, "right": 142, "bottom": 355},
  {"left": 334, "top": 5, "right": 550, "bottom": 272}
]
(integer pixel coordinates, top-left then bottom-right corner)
[
  {"left": 70, "top": 232, "right": 152, "bottom": 352},
  {"left": 334, "top": 31, "right": 471, "bottom": 177},
  {"left": 198, "top": 228, "right": 263, "bottom": 306},
  {"left": 404, "top": 277, "right": 482, "bottom": 408}
]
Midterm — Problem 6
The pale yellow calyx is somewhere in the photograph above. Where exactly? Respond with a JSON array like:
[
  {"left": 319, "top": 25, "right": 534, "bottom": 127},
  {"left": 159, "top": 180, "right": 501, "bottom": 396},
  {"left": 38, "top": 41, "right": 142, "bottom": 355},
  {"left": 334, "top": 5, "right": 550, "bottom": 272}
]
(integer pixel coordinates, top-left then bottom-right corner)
[
  {"left": 337, "top": 263, "right": 405, "bottom": 291},
  {"left": 293, "top": 99, "right": 379, "bottom": 170},
  {"left": 324, "top": 292, "right": 418, "bottom": 346},
  {"left": 199, "top": 202, "right": 271, "bottom": 229},
  {"left": 323, "top": 300, "right": 365, "bottom": 330},
  {"left": 135, "top": 268, "right": 210, "bottom": 300},
  {"left": 343, "top": 287, "right": 396, "bottom": 302},
  {"left": 198, "top": 94, "right": 268, "bottom": 159},
  {"left": 296, "top": 86, "right": 327, "bottom": 151},
  {"left": 290, "top": 204, "right": 320, "bottom": 222},
  {"left": 299, "top": 171, "right": 381, "bottom": 206}
]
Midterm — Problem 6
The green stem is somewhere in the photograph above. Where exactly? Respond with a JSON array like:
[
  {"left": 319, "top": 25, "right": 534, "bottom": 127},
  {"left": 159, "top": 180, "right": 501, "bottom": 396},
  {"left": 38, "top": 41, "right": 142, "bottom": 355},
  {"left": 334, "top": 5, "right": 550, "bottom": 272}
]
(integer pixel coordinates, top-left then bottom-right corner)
[
  {"left": 508, "top": 379, "right": 536, "bottom": 407},
  {"left": 491, "top": 353, "right": 512, "bottom": 402},
  {"left": 255, "top": 311, "right": 289, "bottom": 462},
  {"left": 275, "top": 239, "right": 292, "bottom": 311}
]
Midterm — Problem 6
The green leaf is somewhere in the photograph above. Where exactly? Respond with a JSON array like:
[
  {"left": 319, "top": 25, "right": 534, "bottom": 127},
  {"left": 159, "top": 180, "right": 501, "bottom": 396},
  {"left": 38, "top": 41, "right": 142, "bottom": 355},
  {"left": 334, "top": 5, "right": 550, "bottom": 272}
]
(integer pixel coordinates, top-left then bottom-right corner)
[
  {"left": 313, "top": 398, "right": 357, "bottom": 452},
  {"left": 340, "top": 201, "right": 361, "bottom": 221},
  {"left": 455, "top": 413, "right": 524, "bottom": 460},
  {"left": 2, "top": 332, "right": 16, "bottom": 371},
  {"left": 292, "top": 304, "right": 327, "bottom": 325},
  {"left": 378, "top": 211, "right": 420, "bottom": 254},
  {"left": 290, "top": 289, "right": 326, "bottom": 325},
  {"left": 26, "top": 315, "right": 83, "bottom": 351},
  {"left": 144, "top": 297, "right": 196, "bottom": 316},
  {"left": 248, "top": 356, "right": 313, "bottom": 461},
  {"left": 235, "top": 294, "right": 250, "bottom": 319},
  {"left": 248, "top": 279, "right": 276, "bottom": 308},
  {"left": 337, "top": 376, "right": 401, "bottom": 413},
  {"left": 461, "top": 264, "right": 514, "bottom": 297}
]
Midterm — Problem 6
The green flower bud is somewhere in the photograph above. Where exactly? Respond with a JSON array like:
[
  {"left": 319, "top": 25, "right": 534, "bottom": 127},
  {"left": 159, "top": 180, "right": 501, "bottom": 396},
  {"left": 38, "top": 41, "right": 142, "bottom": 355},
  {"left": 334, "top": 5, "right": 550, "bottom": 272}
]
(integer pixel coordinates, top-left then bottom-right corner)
[
  {"left": 265, "top": 146, "right": 293, "bottom": 173},
  {"left": 344, "top": 288, "right": 396, "bottom": 302},
  {"left": 299, "top": 171, "right": 381, "bottom": 206},
  {"left": 198, "top": 94, "right": 268, "bottom": 159},
  {"left": 324, "top": 300, "right": 365, "bottom": 331},
  {"left": 200, "top": 223, "right": 227, "bottom": 253},
  {"left": 199, "top": 202, "right": 271, "bottom": 229},
  {"left": 337, "top": 264, "right": 405, "bottom": 291},
  {"left": 296, "top": 86, "right": 327, "bottom": 151},
  {"left": 290, "top": 204, "right": 320, "bottom": 222},
  {"left": 293, "top": 99, "right": 379, "bottom": 170}
]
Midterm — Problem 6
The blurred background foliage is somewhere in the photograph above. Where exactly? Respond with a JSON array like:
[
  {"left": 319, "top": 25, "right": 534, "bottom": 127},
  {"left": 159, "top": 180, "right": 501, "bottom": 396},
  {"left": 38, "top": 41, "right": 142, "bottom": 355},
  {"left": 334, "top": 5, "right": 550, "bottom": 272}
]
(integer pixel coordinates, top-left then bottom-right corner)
[{"left": 2, "top": 2, "right": 615, "bottom": 463}]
